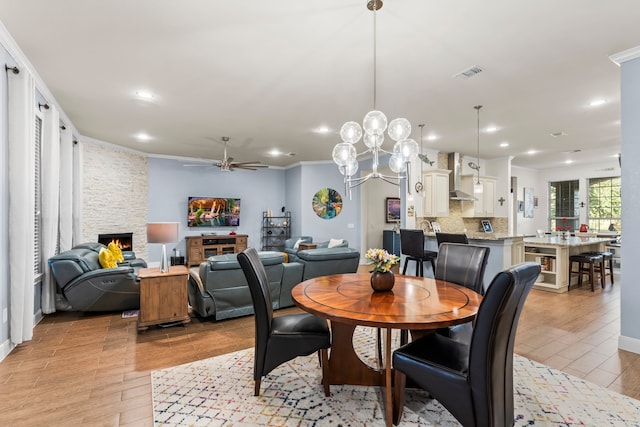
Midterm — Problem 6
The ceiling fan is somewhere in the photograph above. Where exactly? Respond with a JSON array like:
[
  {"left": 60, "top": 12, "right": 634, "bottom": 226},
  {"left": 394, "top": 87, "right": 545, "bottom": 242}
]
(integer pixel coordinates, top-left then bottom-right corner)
[{"left": 186, "top": 137, "right": 268, "bottom": 172}]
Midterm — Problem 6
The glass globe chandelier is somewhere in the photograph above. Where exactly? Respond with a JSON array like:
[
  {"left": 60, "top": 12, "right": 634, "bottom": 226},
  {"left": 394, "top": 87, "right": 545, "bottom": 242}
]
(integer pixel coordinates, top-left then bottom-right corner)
[{"left": 332, "top": 0, "right": 419, "bottom": 198}]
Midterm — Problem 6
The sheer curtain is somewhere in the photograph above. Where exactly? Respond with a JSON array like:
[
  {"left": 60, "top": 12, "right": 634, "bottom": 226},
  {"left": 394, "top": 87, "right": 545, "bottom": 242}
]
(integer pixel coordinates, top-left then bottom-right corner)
[
  {"left": 59, "top": 127, "right": 74, "bottom": 252},
  {"left": 41, "top": 105, "right": 61, "bottom": 314},
  {"left": 7, "top": 68, "right": 35, "bottom": 344}
]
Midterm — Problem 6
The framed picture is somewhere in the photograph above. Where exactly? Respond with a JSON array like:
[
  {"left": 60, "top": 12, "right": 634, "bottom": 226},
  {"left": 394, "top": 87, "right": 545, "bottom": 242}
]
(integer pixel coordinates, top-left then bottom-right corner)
[
  {"left": 385, "top": 197, "right": 401, "bottom": 223},
  {"left": 481, "top": 219, "right": 493, "bottom": 233},
  {"left": 524, "top": 187, "right": 534, "bottom": 218}
]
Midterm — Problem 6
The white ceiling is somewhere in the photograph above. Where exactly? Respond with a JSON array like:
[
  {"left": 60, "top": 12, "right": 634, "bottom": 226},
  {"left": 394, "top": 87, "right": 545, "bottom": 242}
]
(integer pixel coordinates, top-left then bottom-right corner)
[{"left": 0, "top": 0, "right": 637, "bottom": 169}]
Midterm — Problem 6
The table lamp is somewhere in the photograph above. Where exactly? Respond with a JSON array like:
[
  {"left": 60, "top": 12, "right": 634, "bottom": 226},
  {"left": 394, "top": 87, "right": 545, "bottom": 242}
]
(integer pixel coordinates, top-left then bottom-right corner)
[{"left": 147, "top": 222, "right": 179, "bottom": 273}]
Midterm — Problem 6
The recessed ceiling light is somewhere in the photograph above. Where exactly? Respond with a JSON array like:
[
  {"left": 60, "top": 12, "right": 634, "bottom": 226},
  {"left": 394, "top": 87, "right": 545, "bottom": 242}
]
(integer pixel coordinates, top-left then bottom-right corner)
[
  {"left": 565, "top": 160, "right": 574, "bottom": 164},
  {"left": 135, "top": 132, "right": 152, "bottom": 142},
  {"left": 314, "top": 126, "right": 331, "bottom": 134},
  {"left": 526, "top": 150, "right": 537, "bottom": 155},
  {"left": 499, "top": 142, "right": 509, "bottom": 148},
  {"left": 589, "top": 99, "right": 607, "bottom": 107},
  {"left": 134, "top": 90, "right": 155, "bottom": 102},
  {"left": 268, "top": 149, "right": 282, "bottom": 157},
  {"left": 485, "top": 126, "right": 498, "bottom": 133},
  {"left": 426, "top": 134, "right": 438, "bottom": 141}
]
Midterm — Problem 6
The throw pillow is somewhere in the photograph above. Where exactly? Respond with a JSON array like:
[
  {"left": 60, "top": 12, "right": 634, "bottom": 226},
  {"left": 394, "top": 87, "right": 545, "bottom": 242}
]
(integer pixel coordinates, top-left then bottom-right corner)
[
  {"left": 293, "top": 238, "right": 304, "bottom": 249},
  {"left": 98, "top": 247, "right": 117, "bottom": 269},
  {"left": 108, "top": 242, "right": 125, "bottom": 263},
  {"left": 328, "top": 238, "right": 344, "bottom": 248}
]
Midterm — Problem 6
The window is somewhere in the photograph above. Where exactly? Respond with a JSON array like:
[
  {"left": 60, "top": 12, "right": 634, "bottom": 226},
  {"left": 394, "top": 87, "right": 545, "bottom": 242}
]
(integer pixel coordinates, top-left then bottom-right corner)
[
  {"left": 588, "top": 177, "right": 621, "bottom": 232},
  {"left": 549, "top": 180, "right": 579, "bottom": 231},
  {"left": 34, "top": 113, "right": 43, "bottom": 280}
]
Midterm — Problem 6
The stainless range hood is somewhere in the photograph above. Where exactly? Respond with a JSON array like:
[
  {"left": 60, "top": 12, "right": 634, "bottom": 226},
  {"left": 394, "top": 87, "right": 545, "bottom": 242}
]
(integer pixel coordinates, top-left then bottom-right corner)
[{"left": 448, "top": 152, "right": 477, "bottom": 201}]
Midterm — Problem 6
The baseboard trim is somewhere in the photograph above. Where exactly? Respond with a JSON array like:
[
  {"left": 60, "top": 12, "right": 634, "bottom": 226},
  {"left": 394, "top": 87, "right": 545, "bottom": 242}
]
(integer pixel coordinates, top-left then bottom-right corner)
[
  {"left": 619, "top": 334, "right": 640, "bottom": 355},
  {"left": 0, "top": 338, "right": 15, "bottom": 363}
]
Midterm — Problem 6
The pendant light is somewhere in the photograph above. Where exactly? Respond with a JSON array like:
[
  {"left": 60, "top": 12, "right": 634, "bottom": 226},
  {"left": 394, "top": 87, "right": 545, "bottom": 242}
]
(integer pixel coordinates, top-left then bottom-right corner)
[{"left": 473, "top": 105, "right": 483, "bottom": 194}]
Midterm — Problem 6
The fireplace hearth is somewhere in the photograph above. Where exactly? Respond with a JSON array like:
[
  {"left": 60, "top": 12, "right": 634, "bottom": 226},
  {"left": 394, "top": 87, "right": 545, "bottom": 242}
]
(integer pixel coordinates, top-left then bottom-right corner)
[{"left": 98, "top": 232, "right": 133, "bottom": 252}]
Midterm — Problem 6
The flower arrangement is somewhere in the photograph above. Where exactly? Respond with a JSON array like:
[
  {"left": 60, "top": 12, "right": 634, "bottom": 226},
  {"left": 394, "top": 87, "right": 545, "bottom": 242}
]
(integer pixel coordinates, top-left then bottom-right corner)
[
  {"left": 365, "top": 248, "right": 400, "bottom": 273},
  {"left": 556, "top": 217, "right": 571, "bottom": 232}
]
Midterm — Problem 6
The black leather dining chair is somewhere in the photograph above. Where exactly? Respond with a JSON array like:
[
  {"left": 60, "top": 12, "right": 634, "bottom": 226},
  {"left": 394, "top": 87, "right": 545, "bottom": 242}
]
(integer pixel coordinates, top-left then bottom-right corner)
[
  {"left": 434, "top": 243, "right": 490, "bottom": 343},
  {"left": 400, "top": 229, "right": 437, "bottom": 277},
  {"left": 237, "top": 248, "right": 331, "bottom": 396},
  {"left": 392, "top": 262, "right": 540, "bottom": 426},
  {"left": 435, "top": 232, "right": 469, "bottom": 246}
]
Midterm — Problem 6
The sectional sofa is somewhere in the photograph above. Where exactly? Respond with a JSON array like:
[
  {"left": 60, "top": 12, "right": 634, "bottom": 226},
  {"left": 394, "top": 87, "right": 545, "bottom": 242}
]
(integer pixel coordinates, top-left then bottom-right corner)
[{"left": 188, "top": 247, "right": 360, "bottom": 320}]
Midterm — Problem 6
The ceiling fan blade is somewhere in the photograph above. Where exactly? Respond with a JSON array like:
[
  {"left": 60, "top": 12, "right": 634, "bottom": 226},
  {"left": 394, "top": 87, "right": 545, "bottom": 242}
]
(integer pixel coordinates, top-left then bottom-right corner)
[
  {"left": 231, "top": 161, "right": 266, "bottom": 166},
  {"left": 183, "top": 163, "right": 212, "bottom": 168}
]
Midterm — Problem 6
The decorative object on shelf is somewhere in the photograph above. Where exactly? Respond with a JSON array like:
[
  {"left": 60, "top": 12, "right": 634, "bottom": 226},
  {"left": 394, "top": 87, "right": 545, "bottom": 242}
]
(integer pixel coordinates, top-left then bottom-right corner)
[
  {"left": 146, "top": 222, "right": 179, "bottom": 273},
  {"left": 365, "top": 248, "right": 399, "bottom": 292},
  {"left": 481, "top": 220, "right": 493, "bottom": 233},
  {"left": 468, "top": 105, "right": 483, "bottom": 195},
  {"left": 331, "top": 0, "right": 419, "bottom": 199},
  {"left": 385, "top": 197, "right": 400, "bottom": 223},
  {"left": 312, "top": 188, "right": 342, "bottom": 219},
  {"left": 498, "top": 197, "right": 506, "bottom": 206}
]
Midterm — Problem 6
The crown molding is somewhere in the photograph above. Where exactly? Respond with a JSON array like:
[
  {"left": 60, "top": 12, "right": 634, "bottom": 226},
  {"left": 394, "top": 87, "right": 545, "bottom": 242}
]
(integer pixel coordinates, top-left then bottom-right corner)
[{"left": 609, "top": 46, "right": 640, "bottom": 66}]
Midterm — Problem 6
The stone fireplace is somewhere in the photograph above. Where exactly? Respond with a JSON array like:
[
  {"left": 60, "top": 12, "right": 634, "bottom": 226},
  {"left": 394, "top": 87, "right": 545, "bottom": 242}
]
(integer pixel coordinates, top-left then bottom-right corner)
[{"left": 98, "top": 232, "right": 133, "bottom": 252}]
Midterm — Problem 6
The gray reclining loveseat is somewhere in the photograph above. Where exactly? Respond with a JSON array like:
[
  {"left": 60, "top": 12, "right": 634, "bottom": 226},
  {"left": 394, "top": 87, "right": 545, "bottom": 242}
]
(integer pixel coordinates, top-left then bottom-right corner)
[{"left": 48, "top": 242, "right": 147, "bottom": 312}]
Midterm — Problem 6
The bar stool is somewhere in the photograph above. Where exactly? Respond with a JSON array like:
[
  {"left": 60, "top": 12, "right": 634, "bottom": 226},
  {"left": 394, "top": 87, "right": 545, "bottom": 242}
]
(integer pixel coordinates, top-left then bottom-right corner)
[
  {"left": 568, "top": 253, "right": 604, "bottom": 291},
  {"left": 581, "top": 251, "right": 614, "bottom": 287},
  {"left": 399, "top": 229, "right": 437, "bottom": 277}
]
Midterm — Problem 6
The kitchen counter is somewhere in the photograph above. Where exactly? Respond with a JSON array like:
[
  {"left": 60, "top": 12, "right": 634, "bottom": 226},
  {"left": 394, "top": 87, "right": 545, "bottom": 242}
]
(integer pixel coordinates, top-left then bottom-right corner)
[
  {"left": 521, "top": 237, "right": 610, "bottom": 293},
  {"left": 424, "top": 233, "right": 526, "bottom": 291},
  {"left": 523, "top": 236, "right": 613, "bottom": 247}
]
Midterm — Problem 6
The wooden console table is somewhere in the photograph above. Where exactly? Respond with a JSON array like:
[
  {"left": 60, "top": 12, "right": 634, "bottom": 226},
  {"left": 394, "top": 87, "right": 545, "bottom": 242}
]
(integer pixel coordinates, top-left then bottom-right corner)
[
  {"left": 138, "top": 265, "right": 190, "bottom": 331},
  {"left": 185, "top": 234, "right": 248, "bottom": 266}
]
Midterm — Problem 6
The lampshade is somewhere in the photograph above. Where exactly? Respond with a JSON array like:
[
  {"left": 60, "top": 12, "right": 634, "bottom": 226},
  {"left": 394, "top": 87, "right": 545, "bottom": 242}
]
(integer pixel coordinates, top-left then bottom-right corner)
[{"left": 146, "top": 222, "right": 179, "bottom": 244}]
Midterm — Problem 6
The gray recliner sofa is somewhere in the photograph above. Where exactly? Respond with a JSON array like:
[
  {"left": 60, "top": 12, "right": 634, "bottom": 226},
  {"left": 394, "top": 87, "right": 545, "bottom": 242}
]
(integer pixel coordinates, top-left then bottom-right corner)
[
  {"left": 189, "top": 251, "right": 304, "bottom": 320},
  {"left": 189, "top": 245, "right": 360, "bottom": 320},
  {"left": 48, "top": 242, "right": 147, "bottom": 312}
]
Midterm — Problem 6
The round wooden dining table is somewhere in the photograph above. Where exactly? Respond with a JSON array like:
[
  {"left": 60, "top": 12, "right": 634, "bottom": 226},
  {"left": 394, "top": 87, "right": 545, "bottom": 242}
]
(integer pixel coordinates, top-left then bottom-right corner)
[{"left": 291, "top": 272, "right": 483, "bottom": 427}]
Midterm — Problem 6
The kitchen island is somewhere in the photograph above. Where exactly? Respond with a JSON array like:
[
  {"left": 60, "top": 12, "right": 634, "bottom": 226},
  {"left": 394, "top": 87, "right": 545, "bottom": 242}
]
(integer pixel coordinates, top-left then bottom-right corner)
[
  {"left": 424, "top": 233, "right": 527, "bottom": 292},
  {"left": 521, "top": 236, "right": 611, "bottom": 293}
]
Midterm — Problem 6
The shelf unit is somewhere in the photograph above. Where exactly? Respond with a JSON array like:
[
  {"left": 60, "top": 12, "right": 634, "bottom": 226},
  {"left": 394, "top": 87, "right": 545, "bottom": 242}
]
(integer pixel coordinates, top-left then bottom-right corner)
[
  {"left": 185, "top": 234, "right": 248, "bottom": 267},
  {"left": 523, "top": 244, "right": 569, "bottom": 293},
  {"left": 262, "top": 211, "right": 291, "bottom": 251}
]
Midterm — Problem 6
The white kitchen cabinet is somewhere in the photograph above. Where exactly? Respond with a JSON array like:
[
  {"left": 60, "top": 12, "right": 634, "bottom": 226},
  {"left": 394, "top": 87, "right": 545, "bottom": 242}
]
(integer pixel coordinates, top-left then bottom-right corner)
[
  {"left": 461, "top": 175, "right": 496, "bottom": 217},
  {"left": 422, "top": 169, "right": 451, "bottom": 217}
]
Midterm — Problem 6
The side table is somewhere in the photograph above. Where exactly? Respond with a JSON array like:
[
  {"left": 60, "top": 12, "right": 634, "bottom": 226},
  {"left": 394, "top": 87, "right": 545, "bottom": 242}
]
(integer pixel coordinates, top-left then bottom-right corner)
[{"left": 138, "top": 265, "right": 190, "bottom": 331}]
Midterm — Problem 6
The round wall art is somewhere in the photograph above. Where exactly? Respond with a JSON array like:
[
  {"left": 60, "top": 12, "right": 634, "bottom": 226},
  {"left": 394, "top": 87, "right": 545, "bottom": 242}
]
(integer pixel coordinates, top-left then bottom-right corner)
[{"left": 312, "top": 188, "right": 343, "bottom": 219}]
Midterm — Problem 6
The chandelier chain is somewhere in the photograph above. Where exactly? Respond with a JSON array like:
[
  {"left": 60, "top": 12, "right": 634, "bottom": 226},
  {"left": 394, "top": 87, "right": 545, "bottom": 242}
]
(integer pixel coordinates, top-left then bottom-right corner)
[
  {"left": 475, "top": 105, "right": 482, "bottom": 184},
  {"left": 372, "top": 0, "right": 378, "bottom": 109}
]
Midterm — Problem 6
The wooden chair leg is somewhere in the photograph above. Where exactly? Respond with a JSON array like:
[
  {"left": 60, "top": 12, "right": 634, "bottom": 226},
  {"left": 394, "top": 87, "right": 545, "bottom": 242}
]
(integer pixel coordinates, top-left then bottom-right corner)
[
  {"left": 254, "top": 378, "right": 261, "bottom": 396},
  {"left": 393, "top": 369, "right": 406, "bottom": 425},
  {"left": 376, "top": 328, "right": 383, "bottom": 368},
  {"left": 320, "top": 348, "right": 330, "bottom": 397},
  {"left": 600, "top": 260, "right": 606, "bottom": 289},
  {"left": 402, "top": 259, "right": 408, "bottom": 275},
  {"left": 609, "top": 258, "right": 615, "bottom": 285},
  {"left": 589, "top": 262, "right": 595, "bottom": 291}
]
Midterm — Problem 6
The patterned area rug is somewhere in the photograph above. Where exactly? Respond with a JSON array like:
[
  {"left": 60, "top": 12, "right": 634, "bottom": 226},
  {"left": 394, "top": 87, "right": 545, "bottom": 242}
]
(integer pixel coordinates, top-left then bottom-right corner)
[{"left": 151, "top": 327, "right": 640, "bottom": 426}]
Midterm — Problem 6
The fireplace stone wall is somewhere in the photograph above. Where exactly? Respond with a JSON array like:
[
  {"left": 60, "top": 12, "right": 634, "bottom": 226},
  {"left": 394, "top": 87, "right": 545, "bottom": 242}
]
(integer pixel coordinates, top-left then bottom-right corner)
[{"left": 80, "top": 141, "right": 149, "bottom": 260}]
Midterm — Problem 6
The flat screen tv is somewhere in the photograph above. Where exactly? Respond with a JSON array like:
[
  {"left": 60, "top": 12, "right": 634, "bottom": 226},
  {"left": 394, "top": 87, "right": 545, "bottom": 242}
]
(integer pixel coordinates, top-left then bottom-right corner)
[{"left": 188, "top": 197, "right": 241, "bottom": 227}]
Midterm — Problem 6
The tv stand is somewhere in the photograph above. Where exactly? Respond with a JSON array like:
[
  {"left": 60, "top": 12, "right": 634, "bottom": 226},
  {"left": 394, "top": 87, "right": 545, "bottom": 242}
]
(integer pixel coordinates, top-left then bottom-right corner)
[{"left": 186, "top": 234, "right": 248, "bottom": 267}]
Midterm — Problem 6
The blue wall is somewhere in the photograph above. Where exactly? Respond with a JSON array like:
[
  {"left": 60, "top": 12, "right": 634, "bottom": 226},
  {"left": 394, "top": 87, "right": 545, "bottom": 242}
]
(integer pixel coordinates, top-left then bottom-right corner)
[
  {"left": 147, "top": 157, "right": 286, "bottom": 261},
  {"left": 147, "top": 158, "right": 363, "bottom": 264}
]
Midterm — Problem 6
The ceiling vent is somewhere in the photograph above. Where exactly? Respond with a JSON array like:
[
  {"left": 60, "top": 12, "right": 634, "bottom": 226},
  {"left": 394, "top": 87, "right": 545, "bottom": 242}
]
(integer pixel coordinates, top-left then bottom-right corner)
[
  {"left": 454, "top": 65, "right": 484, "bottom": 80},
  {"left": 550, "top": 132, "right": 567, "bottom": 138}
]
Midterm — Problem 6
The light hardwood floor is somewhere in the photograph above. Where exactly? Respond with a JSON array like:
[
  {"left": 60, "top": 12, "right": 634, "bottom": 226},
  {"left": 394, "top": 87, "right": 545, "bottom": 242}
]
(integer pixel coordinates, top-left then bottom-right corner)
[{"left": 0, "top": 269, "right": 638, "bottom": 426}]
